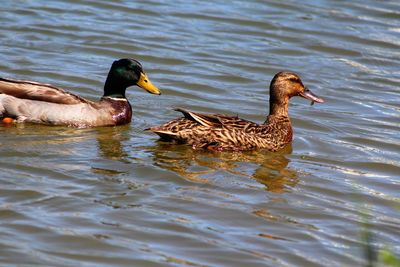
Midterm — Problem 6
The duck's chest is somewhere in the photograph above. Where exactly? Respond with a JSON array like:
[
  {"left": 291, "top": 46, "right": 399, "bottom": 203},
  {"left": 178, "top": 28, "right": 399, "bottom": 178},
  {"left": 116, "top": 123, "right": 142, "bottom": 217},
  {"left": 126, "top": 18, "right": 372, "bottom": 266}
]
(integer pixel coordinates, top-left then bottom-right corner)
[
  {"left": 264, "top": 116, "right": 293, "bottom": 144},
  {"left": 102, "top": 98, "right": 132, "bottom": 125},
  {"left": 283, "top": 124, "right": 293, "bottom": 143}
]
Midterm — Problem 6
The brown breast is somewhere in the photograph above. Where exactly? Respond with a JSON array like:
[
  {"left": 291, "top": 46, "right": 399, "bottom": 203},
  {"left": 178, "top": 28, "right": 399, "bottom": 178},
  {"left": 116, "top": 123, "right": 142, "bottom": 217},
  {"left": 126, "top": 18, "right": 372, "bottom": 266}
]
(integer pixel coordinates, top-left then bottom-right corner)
[
  {"left": 101, "top": 97, "right": 132, "bottom": 125},
  {"left": 264, "top": 115, "right": 293, "bottom": 145}
]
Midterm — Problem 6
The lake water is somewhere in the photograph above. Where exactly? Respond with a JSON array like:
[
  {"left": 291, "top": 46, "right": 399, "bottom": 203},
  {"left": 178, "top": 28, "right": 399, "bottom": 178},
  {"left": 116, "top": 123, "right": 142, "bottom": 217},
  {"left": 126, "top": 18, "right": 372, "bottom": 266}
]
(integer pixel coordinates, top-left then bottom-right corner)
[{"left": 0, "top": 1, "right": 399, "bottom": 266}]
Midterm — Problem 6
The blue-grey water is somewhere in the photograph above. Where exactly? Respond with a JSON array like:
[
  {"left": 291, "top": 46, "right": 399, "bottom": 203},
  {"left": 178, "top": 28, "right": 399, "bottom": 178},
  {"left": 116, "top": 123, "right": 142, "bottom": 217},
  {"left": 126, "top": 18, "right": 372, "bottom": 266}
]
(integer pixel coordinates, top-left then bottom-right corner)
[{"left": 0, "top": 1, "right": 399, "bottom": 266}]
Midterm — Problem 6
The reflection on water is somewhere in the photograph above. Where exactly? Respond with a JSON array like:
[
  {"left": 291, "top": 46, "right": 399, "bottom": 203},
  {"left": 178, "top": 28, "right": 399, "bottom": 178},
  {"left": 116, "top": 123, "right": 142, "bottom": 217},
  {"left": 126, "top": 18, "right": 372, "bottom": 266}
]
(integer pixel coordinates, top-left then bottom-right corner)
[
  {"left": 148, "top": 142, "right": 298, "bottom": 192},
  {"left": 0, "top": 123, "right": 95, "bottom": 149},
  {"left": 95, "top": 126, "right": 130, "bottom": 161}
]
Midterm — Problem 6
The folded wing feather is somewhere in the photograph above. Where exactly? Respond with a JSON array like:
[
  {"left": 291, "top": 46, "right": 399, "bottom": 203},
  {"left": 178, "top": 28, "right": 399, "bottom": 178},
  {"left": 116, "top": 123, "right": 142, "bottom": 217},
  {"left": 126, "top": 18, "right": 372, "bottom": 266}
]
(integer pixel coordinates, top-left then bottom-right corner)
[{"left": 0, "top": 77, "right": 90, "bottom": 105}]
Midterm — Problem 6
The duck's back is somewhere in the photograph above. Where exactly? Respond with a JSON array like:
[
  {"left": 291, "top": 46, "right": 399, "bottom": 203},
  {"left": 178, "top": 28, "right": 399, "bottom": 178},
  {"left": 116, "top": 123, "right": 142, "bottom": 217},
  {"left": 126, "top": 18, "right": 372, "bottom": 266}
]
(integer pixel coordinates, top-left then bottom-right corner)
[{"left": 0, "top": 77, "right": 87, "bottom": 105}]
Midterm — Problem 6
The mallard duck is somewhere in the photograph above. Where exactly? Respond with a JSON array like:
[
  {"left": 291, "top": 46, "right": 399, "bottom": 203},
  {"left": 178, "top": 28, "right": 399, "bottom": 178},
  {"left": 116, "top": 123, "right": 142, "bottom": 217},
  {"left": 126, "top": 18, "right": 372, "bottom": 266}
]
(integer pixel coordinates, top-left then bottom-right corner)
[
  {"left": 146, "top": 72, "right": 324, "bottom": 151},
  {"left": 0, "top": 58, "right": 160, "bottom": 127}
]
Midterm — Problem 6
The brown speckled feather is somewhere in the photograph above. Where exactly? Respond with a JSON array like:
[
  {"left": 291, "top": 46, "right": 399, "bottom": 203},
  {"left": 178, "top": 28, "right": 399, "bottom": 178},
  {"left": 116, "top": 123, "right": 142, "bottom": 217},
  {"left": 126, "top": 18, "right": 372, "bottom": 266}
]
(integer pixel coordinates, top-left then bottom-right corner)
[
  {"left": 147, "top": 108, "right": 292, "bottom": 151},
  {"left": 147, "top": 72, "right": 323, "bottom": 152}
]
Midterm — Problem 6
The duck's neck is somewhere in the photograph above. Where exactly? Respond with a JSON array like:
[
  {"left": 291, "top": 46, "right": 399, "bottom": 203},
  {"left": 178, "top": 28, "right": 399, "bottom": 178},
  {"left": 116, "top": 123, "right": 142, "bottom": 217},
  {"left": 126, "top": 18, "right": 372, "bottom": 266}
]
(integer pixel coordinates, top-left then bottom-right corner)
[
  {"left": 269, "top": 96, "right": 289, "bottom": 117},
  {"left": 103, "top": 76, "right": 127, "bottom": 99},
  {"left": 265, "top": 96, "right": 293, "bottom": 144}
]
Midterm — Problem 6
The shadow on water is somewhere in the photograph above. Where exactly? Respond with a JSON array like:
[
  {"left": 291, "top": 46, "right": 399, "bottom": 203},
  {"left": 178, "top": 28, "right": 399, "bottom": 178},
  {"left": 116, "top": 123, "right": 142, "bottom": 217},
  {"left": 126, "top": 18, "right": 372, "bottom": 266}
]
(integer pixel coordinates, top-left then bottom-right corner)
[{"left": 146, "top": 141, "right": 298, "bottom": 192}]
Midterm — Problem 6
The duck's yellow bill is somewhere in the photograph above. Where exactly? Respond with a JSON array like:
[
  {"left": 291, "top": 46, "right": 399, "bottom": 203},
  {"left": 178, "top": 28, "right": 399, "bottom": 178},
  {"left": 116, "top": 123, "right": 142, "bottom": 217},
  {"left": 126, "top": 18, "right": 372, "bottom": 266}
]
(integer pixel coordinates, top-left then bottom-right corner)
[{"left": 137, "top": 72, "right": 161, "bottom": 95}]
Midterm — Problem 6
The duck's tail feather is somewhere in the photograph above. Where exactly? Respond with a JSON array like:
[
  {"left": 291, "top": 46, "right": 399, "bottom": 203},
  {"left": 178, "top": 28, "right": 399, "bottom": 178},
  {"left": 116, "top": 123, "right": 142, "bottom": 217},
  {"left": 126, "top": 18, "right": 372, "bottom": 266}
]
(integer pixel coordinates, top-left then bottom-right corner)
[
  {"left": 145, "top": 128, "right": 180, "bottom": 141},
  {"left": 174, "top": 108, "right": 222, "bottom": 127},
  {"left": 0, "top": 94, "right": 5, "bottom": 116}
]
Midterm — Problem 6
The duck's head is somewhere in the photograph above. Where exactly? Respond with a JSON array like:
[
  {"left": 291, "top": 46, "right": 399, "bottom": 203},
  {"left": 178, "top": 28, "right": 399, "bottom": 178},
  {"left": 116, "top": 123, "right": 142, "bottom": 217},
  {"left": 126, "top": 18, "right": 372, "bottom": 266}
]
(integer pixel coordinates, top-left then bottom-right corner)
[
  {"left": 269, "top": 72, "right": 323, "bottom": 116},
  {"left": 104, "top": 58, "right": 161, "bottom": 98},
  {"left": 270, "top": 71, "right": 324, "bottom": 104}
]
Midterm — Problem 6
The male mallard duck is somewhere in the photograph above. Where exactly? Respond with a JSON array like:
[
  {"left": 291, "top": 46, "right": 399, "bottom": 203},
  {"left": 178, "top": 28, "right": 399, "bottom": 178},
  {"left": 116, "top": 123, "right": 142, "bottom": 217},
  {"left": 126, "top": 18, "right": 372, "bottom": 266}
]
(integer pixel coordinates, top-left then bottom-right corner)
[
  {"left": 146, "top": 72, "right": 323, "bottom": 151},
  {"left": 0, "top": 58, "right": 160, "bottom": 127}
]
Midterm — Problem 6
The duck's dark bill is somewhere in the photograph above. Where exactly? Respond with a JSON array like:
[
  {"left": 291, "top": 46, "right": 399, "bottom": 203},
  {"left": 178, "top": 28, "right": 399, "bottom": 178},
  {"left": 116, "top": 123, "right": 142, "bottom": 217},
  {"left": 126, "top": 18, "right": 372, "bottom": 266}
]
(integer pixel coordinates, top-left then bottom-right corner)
[{"left": 300, "top": 88, "right": 324, "bottom": 104}]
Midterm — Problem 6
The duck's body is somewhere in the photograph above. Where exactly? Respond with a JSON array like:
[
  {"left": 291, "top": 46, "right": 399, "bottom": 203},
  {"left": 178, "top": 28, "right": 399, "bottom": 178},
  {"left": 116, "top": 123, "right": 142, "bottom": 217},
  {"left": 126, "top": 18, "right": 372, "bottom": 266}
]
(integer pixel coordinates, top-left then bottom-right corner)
[
  {"left": 147, "top": 72, "right": 323, "bottom": 152},
  {"left": 149, "top": 108, "right": 293, "bottom": 151},
  {"left": 0, "top": 58, "right": 160, "bottom": 127}
]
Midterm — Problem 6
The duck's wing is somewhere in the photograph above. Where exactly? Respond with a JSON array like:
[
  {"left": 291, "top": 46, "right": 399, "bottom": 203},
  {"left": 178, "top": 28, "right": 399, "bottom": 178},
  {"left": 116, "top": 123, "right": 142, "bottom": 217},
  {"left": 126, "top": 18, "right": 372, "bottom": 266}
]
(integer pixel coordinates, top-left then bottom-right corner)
[
  {"left": 0, "top": 77, "right": 91, "bottom": 105},
  {"left": 146, "top": 108, "right": 261, "bottom": 134},
  {"left": 174, "top": 108, "right": 261, "bottom": 130},
  {"left": 146, "top": 108, "right": 262, "bottom": 144},
  {"left": 145, "top": 108, "right": 218, "bottom": 141},
  {"left": 213, "top": 114, "right": 261, "bottom": 133}
]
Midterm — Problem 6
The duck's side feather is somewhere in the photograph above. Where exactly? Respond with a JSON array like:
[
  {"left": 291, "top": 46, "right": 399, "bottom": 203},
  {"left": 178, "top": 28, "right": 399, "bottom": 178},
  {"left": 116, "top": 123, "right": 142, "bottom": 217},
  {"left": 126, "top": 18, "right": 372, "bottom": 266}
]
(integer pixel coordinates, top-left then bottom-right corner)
[{"left": 0, "top": 94, "right": 131, "bottom": 127}]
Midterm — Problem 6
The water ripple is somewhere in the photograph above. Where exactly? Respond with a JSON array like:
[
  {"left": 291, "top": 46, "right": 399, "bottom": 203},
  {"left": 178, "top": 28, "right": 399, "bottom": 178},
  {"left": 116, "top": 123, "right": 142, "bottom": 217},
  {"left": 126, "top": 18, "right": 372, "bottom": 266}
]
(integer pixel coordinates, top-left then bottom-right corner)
[{"left": 0, "top": 0, "right": 399, "bottom": 266}]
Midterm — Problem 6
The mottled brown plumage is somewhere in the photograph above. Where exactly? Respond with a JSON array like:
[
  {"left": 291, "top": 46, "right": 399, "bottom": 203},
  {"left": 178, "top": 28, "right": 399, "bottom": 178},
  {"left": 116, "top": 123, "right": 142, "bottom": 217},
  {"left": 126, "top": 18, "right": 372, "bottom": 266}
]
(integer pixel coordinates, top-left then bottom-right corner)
[
  {"left": 147, "top": 72, "right": 324, "bottom": 151},
  {"left": 0, "top": 58, "right": 160, "bottom": 127}
]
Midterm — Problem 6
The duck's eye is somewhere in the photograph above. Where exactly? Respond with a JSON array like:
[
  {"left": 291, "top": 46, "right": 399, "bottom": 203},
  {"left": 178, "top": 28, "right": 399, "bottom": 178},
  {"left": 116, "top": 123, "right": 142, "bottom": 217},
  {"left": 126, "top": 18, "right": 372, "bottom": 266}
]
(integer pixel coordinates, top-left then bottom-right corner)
[{"left": 289, "top": 77, "right": 299, "bottom": 82}]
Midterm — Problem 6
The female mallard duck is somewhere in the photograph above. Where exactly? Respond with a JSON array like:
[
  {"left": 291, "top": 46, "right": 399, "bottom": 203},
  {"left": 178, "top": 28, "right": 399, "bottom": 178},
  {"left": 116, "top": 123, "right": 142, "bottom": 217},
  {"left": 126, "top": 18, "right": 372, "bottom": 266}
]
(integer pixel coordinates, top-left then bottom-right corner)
[
  {"left": 146, "top": 72, "right": 323, "bottom": 151},
  {"left": 0, "top": 58, "right": 160, "bottom": 127}
]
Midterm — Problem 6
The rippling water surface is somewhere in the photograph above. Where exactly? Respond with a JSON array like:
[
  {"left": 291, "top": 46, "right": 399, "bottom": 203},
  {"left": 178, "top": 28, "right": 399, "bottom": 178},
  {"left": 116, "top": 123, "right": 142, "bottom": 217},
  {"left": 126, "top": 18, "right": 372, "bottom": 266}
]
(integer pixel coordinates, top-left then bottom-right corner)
[{"left": 1, "top": 1, "right": 399, "bottom": 266}]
